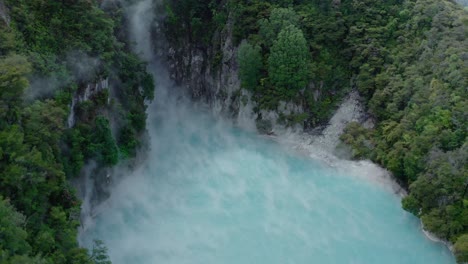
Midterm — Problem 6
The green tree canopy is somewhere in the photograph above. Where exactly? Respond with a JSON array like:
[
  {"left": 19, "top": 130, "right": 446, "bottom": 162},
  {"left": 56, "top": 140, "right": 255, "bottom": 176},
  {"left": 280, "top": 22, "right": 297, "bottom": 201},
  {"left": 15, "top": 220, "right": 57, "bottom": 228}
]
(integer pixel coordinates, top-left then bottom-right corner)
[
  {"left": 455, "top": 234, "right": 468, "bottom": 263},
  {"left": 238, "top": 41, "right": 263, "bottom": 91},
  {"left": 268, "top": 25, "right": 311, "bottom": 96},
  {"left": 0, "top": 197, "right": 30, "bottom": 256},
  {"left": 259, "top": 7, "right": 300, "bottom": 47},
  {"left": 0, "top": 55, "right": 31, "bottom": 127}
]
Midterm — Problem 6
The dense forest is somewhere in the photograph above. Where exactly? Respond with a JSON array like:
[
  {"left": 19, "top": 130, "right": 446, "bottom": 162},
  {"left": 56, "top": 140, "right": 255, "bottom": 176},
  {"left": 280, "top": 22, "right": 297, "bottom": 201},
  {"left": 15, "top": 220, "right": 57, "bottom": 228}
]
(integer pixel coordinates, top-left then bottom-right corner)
[
  {"left": 0, "top": 0, "right": 466, "bottom": 263},
  {"left": 0, "top": 0, "right": 153, "bottom": 263},
  {"left": 164, "top": 0, "right": 467, "bottom": 262}
]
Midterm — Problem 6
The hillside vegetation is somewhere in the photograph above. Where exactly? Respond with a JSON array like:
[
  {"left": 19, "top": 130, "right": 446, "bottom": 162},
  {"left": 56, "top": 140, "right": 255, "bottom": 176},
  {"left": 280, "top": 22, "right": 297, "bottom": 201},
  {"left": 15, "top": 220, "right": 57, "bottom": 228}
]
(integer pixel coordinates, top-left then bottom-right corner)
[
  {"left": 0, "top": 0, "right": 153, "bottom": 263},
  {"left": 0, "top": 0, "right": 466, "bottom": 263},
  {"left": 340, "top": 1, "right": 467, "bottom": 261}
]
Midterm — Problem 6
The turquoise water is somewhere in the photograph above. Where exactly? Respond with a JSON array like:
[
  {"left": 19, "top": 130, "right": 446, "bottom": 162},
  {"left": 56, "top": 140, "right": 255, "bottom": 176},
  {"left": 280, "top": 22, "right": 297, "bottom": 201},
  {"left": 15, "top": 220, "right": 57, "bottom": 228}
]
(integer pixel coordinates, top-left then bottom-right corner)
[{"left": 81, "top": 100, "right": 455, "bottom": 264}]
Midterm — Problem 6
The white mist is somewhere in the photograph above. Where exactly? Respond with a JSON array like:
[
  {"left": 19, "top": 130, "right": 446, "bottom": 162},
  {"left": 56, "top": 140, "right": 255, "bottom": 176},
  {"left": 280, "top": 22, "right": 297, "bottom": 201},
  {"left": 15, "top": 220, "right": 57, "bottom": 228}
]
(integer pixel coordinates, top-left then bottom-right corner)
[{"left": 79, "top": 1, "right": 456, "bottom": 263}]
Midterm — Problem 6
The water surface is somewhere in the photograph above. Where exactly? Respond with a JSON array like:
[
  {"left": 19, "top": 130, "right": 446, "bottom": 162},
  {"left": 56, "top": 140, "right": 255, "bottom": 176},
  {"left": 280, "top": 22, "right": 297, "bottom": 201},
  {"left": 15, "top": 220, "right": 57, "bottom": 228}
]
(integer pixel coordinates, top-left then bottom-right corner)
[{"left": 81, "top": 99, "right": 455, "bottom": 264}]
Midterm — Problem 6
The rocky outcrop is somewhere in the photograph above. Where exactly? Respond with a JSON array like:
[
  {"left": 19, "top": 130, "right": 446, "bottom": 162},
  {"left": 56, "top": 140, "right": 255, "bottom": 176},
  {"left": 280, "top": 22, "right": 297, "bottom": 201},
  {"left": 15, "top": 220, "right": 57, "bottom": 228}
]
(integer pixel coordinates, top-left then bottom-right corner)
[
  {"left": 165, "top": 13, "right": 311, "bottom": 131},
  {"left": 0, "top": 0, "right": 10, "bottom": 26},
  {"left": 456, "top": 0, "right": 468, "bottom": 7},
  {"left": 68, "top": 77, "right": 110, "bottom": 128},
  {"left": 167, "top": 14, "right": 241, "bottom": 116},
  {"left": 161, "top": 3, "right": 377, "bottom": 139}
]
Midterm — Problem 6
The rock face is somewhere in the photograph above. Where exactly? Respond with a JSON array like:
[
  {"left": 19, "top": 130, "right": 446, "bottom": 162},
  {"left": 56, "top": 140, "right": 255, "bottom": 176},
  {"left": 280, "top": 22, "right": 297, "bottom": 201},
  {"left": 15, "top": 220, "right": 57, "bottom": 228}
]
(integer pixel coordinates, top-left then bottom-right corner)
[
  {"left": 68, "top": 77, "right": 109, "bottom": 128},
  {"left": 310, "top": 90, "right": 366, "bottom": 151},
  {"left": 68, "top": 77, "right": 113, "bottom": 214},
  {"left": 165, "top": 13, "right": 310, "bottom": 131},
  {"left": 0, "top": 0, "right": 10, "bottom": 26},
  {"left": 167, "top": 14, "right": 241, "bottom": 116},
  {"left": 456, "top": 0, "right": 468, "bottom": 7}
]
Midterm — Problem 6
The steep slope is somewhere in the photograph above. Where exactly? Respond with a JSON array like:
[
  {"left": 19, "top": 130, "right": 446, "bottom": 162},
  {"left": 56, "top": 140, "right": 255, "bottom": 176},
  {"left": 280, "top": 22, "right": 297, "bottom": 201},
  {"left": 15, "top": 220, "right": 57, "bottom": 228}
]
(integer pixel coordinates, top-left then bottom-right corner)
[{"left": 0, "top": 0, "right": 153, "bottom": 263}]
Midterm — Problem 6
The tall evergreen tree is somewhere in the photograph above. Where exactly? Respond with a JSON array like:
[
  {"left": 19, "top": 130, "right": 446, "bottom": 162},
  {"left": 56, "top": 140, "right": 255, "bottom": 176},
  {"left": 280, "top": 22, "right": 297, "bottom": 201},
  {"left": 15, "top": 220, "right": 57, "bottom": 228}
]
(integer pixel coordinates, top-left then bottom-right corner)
[{"left": 268, "top": 25, "right": 311, "bottom": 96}]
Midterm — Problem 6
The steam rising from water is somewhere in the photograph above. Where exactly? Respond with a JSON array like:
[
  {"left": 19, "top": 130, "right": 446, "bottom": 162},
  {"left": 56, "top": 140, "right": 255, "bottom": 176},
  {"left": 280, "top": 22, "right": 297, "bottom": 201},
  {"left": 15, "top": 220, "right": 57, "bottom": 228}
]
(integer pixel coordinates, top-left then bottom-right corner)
[
  {"left": 79, "top": 1, "right": 455, "bottom": 263},
  {"left": 80, "top": 90, "right": 455, "bottom": 263}
]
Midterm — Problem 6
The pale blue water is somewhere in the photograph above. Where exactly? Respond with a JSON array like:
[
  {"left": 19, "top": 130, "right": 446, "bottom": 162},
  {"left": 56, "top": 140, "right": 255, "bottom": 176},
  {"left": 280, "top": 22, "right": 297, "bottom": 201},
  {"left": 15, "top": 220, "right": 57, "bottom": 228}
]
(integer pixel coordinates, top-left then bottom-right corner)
[{"left": 80, "top": 98, "right": 455, "bottom": 264}]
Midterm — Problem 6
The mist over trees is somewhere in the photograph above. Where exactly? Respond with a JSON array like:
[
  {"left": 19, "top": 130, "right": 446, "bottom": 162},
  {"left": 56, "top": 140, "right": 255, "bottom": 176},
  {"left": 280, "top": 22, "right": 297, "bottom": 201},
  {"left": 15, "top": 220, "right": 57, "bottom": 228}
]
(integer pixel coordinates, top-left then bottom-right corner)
[
  {"left": 0, "top": 0, "right": 153, "bottom": 262},
  {"left": 0, "top": 0, "right": 466, "bottom": 263}
]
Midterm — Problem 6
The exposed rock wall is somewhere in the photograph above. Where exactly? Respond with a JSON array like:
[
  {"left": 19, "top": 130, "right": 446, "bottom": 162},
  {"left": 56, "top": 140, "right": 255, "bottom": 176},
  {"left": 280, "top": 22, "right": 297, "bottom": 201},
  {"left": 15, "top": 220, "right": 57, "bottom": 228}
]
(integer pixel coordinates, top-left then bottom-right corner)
[
  {"left": 165, "top": 13, "right": 311, "bottom": 131},
  {"left": 167, "top": 14, "right": 241, "bottom": 115},
  {"left": 68, "top": 77, "right": 110, "bottom": 128},
  {"left": 0, "top": 0, "right": 10, "bottom": 26}
]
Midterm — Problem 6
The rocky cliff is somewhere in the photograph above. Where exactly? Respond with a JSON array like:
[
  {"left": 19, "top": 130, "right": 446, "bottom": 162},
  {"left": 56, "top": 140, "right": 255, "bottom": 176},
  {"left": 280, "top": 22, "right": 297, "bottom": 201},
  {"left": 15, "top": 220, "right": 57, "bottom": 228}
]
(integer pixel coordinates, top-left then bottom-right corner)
[{"left": 163, "top": 11, "right": 344, "bottom": 134}]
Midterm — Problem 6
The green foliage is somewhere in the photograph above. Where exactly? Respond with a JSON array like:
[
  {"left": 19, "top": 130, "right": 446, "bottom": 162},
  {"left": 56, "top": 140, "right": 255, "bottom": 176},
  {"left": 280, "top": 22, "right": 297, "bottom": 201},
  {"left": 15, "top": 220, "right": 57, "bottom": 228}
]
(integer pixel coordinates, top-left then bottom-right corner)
[
  {"left": 255, "top": 7, "right": 312, "bottom": 101},
  {"left": 0, "top": 25, "right": 17, "bottom": 54},
  {"left": 220, "top": 0, "right": 468, "bottom": 255},
  {"left": 0, "top": 254, "right": 48, "bottom": 264},
  {"left": 164, "top": 0, "right": 226, "bottom": 45},
  {"left": 0, "top": 115, "right": 84, "bottom": 262},
  {"left": 455, "top": 234, "right": 468, "bottom": 263},
  {"left": 0, "top": 0, "right": 465, "bottom": 262},
  {"left": 22, "top": 100, "right": 66, "bottom": 152},
  {"left": 278, "top": 112, "right": 309, "bottom": 127},
  {"left": 91, "top": 240, "right": 112, "bottom": 264},
  {"left": 117, "top": 125, "right": 139, "bottom": 159},
  {"left": 0, "top": 197, "right": 30, "bottom": 256},
  {"left": 258, "top": 7, "right": 299, "bottom": 47},
  {"left": 224, "top": 0, "right": 353, "bottom": 125},
  {"left": 339, "top": 122, "right": 374, "bottom": 159},
  {"left": 231, "top": 0, "right": 272, "bottom": 44},
  {"left": 268, "top": 25, "right": 310, "bottom": 95},
  {"left": 6, "top": 0, "right": 115, "bottom": 57},
  {"left": 340, "top": 0, "right": 468, "bottom": 249},
  {"left": 0, "top": 55, "right": 31, "bottom": 127},
  {"left": 403, "top": 147, "right": 467, "bottom": 240},
  {"left": 238, "top": 41, "right": 263, "bottom": 90},
  {"left": 113, "top": 51, "right": 153, "bottom": 137},
  {"left": 0, "top": 0, "right": 156, "bottom": 263},
  {"left": 90, "top": 116, "right": 119, "bottom": 165}
]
